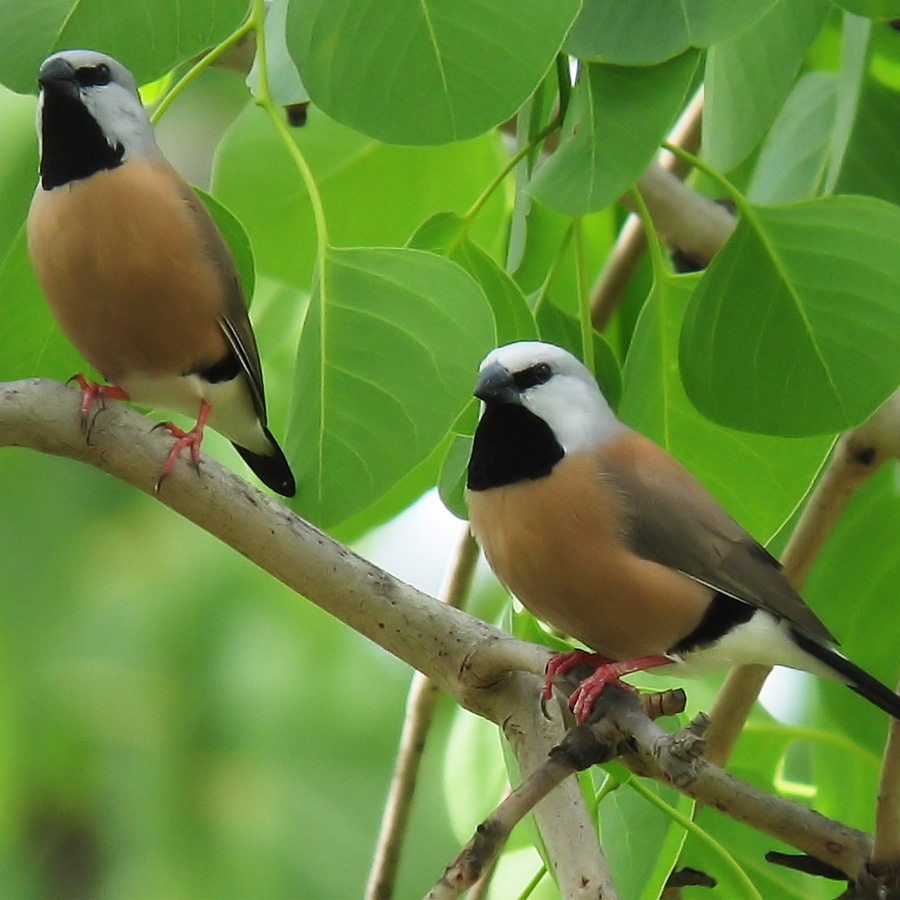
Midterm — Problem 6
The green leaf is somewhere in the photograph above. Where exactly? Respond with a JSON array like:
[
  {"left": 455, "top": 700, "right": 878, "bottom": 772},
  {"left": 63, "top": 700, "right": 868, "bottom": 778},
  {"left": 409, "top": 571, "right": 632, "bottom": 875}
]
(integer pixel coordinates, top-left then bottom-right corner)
[
  {"left": 510, "top": 200, "right": 573, "bottom": 295},
  {"left": 438, "top": 433, "right": 472, "bottom": 520},
  {"left": 0, "top": 85, "right": 37, "bottom": 263},
  {"left": 833, "top": 0, "right": 900, "bottom": 16},
  {"left": 530, "top": 51, "right": 700, "bottom": 216},
  {"left": 835, "top": 74, "right": 900, "bottom": 205},
  {"left": 680, "top": 196, "right": 900, "bottom": 436},
  {"left": 535, "top": 303, "right": 623, "bottom": 412},
  {"left": 703, "top": 0, "right": 831, "bottom": 173},
  {"left": 0, "top": 0, "right": 248, "bottom": 95},
  {"left": 285, "top": 0, "right": 581, "bottom": 144},
  {"left": 213, "top": 106, "right": 508, "bottom": 290},
  {"left": 621, "top": 272, "right": 831, "bottom": 543},
  {"left": 824, "top": 13, "right": 870, "bottom": 194},
  {"left": 0, "top": 226, "right": 84, "bottom": 382},
  {"left": 334, "top": 434, "right": 450, "bottom": 543},
  {"left": 598, "top": 780, "right": 690, "bottom": 899},
  {"left": 288, "top": 246, "right": 494, "bottom": 527},
  {"left": 409, "top": 212, "right": 538, "bottom": 345},
  {"left": 509, "top": 607, "right": 575, "bottom": 654},
  {"left": 196, "top": 189, "right": 255, "bottom": 304},
  {"left": 748, "top": 71, "right": 838, "bottom": 204},
  {"left": 803, "top": 463, "right": 900, "bottom": 754},
  {"left": 565, "top": 0, "right": 779, "bottom": 66}
]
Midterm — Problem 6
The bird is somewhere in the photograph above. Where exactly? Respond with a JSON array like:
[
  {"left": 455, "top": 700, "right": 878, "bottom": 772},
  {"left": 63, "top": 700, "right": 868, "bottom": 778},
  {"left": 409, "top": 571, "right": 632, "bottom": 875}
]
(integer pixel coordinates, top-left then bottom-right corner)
[
  {"left": 26, "top": 50, "right": 296, "bottom": 497},
  {"left": 466, "top": 340, "right": 900, "bottom": 723}
]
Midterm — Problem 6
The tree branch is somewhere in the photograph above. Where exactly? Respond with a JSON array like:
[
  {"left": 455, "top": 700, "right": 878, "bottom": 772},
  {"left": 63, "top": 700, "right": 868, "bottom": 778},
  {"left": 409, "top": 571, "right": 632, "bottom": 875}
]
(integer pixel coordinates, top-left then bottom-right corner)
[
  {"left": 0, "top": 378, "right": 612, "bottom": 896},
  {"left": 3, "top": 378, "right": 893, "bottom": 894},
  {"left": 0, "top": 379, "right": 540, "bottom": 702}
]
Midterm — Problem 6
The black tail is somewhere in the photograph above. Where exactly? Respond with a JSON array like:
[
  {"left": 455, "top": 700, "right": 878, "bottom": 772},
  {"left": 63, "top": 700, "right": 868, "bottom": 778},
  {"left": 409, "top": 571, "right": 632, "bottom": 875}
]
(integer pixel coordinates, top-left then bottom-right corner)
[
  {"left": 233, "top": 427, "right": 296, "bottom": 497},
  {"left": 791, "top": 628, "right": 900, "bottom": 721}
]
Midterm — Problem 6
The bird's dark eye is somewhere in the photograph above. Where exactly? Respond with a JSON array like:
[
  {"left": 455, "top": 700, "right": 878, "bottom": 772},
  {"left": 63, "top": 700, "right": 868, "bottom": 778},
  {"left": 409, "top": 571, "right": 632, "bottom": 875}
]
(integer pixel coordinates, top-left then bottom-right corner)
[
  {"left": 513, "top": 362, "right": 553, "bottom": 391},
  {"left": 76, "top": 63, "right": 111, "bottom": 87}
]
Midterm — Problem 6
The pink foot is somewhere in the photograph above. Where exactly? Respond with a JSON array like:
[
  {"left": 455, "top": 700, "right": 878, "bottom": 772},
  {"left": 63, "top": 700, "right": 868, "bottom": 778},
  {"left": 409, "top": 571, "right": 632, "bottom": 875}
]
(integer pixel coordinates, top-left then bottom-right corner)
[
  {"left": 155, "top": 400, "right": 212, "bottom": 491},
  {"left": 542, "top": 649, "right": 615, "bottom": 701},
  {"left": 545, "top": 651, "right": 673, "bottom": 724},
  {"left": 68, "top": 373, "right": 129, "bottom": 422}
]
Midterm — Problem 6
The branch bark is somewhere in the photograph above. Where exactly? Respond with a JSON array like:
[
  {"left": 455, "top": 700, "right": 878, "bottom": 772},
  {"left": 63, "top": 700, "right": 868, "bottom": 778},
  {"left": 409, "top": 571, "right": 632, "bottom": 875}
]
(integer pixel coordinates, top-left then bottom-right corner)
[{"left": 2, "top": 378, "right": 892, "bottom": 894}]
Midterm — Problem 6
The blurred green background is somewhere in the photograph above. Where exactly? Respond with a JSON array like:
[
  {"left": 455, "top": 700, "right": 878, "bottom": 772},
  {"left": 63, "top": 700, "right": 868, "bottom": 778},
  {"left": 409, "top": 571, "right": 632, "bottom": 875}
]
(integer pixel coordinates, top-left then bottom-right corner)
[{"left": 0, "top": 447, "right": 468, "bottom": 898}]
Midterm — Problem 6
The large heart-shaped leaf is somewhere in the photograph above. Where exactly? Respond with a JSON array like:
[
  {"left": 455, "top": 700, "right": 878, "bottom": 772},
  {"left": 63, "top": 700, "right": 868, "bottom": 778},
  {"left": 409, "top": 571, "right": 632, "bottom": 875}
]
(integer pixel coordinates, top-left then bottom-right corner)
[
  {"left": 285, "top": 0, "right": 580, "bottom": 144},
  {"left": 531, "top": 51, "right": 700, "bottom": 216},
  {"left": 680, "top": 196, "right": 900, "bottom": 436},
  {"left": 288, "top": 246, "right": 494, "bottom": 527}
]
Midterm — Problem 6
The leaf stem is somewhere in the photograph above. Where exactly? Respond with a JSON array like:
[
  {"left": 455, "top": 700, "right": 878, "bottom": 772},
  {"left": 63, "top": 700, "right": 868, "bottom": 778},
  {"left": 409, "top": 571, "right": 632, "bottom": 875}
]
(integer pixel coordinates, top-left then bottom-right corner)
[
  {"left": 661, "top": 141, "right": 752, "bottom": 220},
  {"left": 574, "top": 217, "right": 594, "bottom": 372},
  {"left": 625, "top": 777, "right": 763, "bottom": 900},
  {"left": 555, "top": 52, "right": 572, "bottom": 125},
  {"left": 628, "top": 184, "right": 667, "bottom": 280},
  {"left": 463, "top": 118, "right": 560, "bottom": 228},
  {"left": 250, "top": 0, "right": 329, "bottom": 250},
  {"left": 150, "top": 11, "right": 255, "bottom": 124}
]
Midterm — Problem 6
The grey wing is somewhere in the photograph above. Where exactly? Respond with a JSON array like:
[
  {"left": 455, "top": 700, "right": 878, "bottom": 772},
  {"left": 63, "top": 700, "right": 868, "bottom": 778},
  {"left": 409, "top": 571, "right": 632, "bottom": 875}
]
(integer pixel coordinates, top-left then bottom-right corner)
[
  {"left": 180, "top": 179, "right": 269, "bottom": 426},
  {"left": 604, "top": 444, "right": 836, "bottom": 644}
]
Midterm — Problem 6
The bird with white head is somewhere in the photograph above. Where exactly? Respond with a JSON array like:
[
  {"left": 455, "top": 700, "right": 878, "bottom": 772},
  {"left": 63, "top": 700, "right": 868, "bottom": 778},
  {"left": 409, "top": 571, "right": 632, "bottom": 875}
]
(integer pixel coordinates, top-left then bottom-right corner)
[
  {"left": 467, "top": 340, "right": 900, "bottom": 723},
  {"left": 27, "top": 50, "right": 295, "bottom": 496}
]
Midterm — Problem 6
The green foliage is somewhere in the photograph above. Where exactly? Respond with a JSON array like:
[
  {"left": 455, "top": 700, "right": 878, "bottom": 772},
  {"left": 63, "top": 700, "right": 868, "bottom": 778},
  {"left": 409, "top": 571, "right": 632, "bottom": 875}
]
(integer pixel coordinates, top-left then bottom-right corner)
[
  {"left": 2, "top": 0, "right": 900, "bottom": 897},
  {"left": 285, "top": 0, "right": 582, "bottom": 144},
  {"left": 288, "top": 246, "right": 493, "bottom": 526},
  {"left": 681, "top": 196, "right": 900, "bottom": 436},
  {"left": 531, "top": 50, "right": 701, "bottom": 215}
]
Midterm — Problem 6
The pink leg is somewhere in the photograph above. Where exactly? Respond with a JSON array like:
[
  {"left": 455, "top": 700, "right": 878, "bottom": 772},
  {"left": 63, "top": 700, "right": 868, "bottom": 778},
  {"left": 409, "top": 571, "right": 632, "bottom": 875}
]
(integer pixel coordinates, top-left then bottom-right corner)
[
  {"left": 155, "top": 400, "right": 213, "bottom": 490},
  {"left": 567, "top": 655, "right": 673, "bottom": 724},
  {"left": 68, "top": 373, "right": 129, "bottom": 423},
  {"left": 542, "top": 649, "right": 616, "bottom": 701}
]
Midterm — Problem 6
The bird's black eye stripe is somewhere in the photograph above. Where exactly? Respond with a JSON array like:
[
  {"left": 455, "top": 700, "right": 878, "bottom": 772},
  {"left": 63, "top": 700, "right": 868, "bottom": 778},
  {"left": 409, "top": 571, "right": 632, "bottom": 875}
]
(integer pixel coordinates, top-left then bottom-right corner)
[
  {"left": 512, "top": 362, "right": 553, "bottom": 392},
  {"left": 75, "top": 63, "right": 111, "bottom": 87}
]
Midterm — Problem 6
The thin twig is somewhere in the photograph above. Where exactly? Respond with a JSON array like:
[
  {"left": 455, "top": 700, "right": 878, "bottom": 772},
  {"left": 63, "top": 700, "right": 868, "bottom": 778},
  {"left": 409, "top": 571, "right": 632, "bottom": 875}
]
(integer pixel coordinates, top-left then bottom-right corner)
[
  {"left": 426, "top": 689, "right": 686, "bottom": 900},
  {"left": 366, "top": 527, "right": 479, "bottom": 900},
  {"left": 423, "top": 731, "right": 607, "bottom": 900}
]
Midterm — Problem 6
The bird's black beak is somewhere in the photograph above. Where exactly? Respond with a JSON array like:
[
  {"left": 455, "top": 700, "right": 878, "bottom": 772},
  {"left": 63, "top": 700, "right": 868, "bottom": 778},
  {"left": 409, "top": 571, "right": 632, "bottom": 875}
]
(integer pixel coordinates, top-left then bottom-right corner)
[
  {"left": 474, "top": 362, "right": 519, "bottom": 404},
  {"left": 37, "top": 57, "right": 78, "bottom": 97}
]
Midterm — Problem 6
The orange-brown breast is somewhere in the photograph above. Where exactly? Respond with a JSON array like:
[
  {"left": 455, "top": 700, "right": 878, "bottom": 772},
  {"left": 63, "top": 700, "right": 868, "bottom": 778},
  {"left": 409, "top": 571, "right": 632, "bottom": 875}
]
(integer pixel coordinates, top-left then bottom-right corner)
[
  {"left": 467, "top": 449, "right": 712, "bottom": 660},
  {"left": 27, "top": 156, "right": 229, "bottom": 383}
]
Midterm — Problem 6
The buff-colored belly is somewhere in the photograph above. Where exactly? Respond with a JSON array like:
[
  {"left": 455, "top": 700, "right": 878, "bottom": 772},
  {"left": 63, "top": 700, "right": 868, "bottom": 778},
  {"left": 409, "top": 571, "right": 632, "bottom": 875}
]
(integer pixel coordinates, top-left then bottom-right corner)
[{"left": 467, "top": 452, "right": 711, "bottom": 659}]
